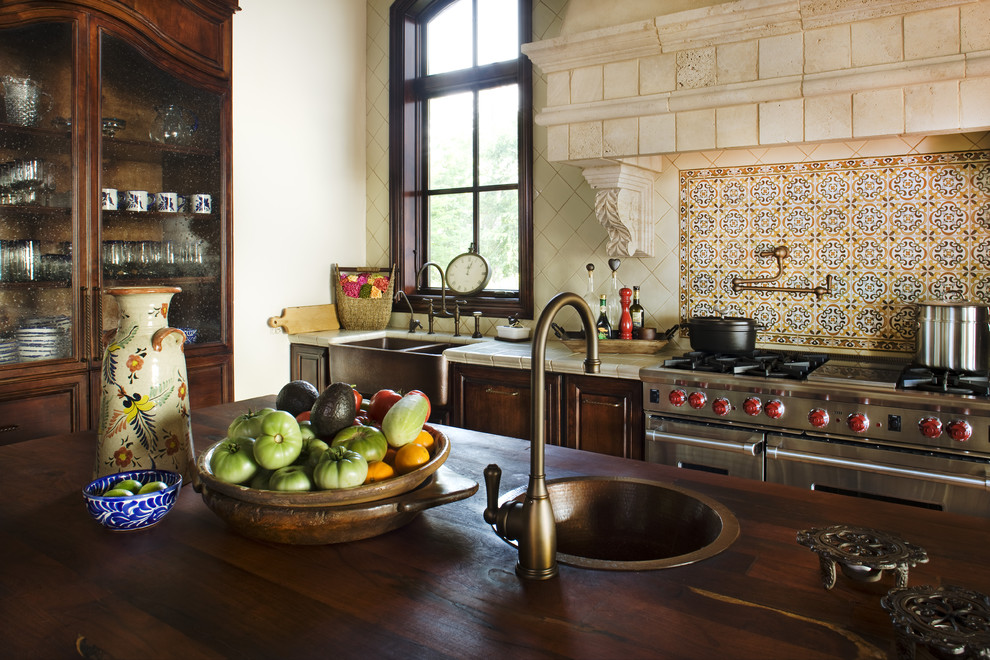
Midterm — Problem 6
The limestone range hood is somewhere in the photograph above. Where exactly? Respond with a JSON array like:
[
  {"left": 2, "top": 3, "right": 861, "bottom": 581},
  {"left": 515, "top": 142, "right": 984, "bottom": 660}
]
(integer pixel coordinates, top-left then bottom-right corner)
[{"left": 522, "top": 0, "right": 990, "bottom": 257}]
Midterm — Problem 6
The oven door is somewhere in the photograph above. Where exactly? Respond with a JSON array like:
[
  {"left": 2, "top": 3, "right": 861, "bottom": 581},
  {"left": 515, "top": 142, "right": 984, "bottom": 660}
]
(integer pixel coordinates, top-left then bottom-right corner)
[
  {"left": 766, "top": 433, "right": 990, "bottom": 518},
  {"left": 645, "top": 414, "right": 765, "bottom": 480}
]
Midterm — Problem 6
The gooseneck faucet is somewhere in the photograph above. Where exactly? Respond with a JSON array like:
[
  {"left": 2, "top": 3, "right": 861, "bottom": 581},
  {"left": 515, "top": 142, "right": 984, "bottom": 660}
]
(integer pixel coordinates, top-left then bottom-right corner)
[
  {"left": 416, "top": 261, "right": 452, "bottom": 319},
  {"left": 484, "top": 292, "right": 600, "bottom": 579},
  {"left": 395, "top": 290, "right": 421, "bottom": 333}
]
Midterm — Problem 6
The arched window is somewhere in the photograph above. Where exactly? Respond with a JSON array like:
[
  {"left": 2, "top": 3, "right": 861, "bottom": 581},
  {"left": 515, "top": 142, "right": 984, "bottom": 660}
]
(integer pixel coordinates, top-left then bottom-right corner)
[{"left": 390, "top": 0, "right": 533, "bottom": 318}]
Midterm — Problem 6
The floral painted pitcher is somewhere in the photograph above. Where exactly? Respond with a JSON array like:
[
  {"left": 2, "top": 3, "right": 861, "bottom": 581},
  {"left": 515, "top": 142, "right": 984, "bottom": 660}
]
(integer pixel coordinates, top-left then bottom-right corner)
[{"left": 94, "top": 286, "right": 195, "bottom": 484}]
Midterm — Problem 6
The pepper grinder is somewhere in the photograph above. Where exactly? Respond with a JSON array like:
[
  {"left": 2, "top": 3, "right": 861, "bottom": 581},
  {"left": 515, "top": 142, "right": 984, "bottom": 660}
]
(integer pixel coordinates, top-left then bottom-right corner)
[{"left": 472, "top": 311, "right": 483, "bottom": 338}]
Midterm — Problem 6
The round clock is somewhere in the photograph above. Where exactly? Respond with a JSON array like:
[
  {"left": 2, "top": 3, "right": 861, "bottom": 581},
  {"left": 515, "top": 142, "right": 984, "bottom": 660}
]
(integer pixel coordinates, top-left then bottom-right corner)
[{"left": 446, "top": 247, "right": 491, "bottom": 296}]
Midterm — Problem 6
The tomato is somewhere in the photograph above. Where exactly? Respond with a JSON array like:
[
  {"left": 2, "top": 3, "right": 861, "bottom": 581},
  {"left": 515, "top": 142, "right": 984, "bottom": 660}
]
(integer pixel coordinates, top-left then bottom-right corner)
[
  {"left": 352, "top": 386, "right": 363, "bottom": 411},
  {"left": 227, "top": 408, "right": 276, "bottom": 440},
  {"left": 249, "top": 468, "right": 273, "bottom": 490},
  {"left": 210, "top": 437, "right": 260, "bottom": 484},
  {"left": 367, "top": 389, "right": 402, "bottom": 423},
  {"left": 406, "top": 390, "right": 431, "bottom": 419},
  {"left": 295, "top": 410, "right": 311, "bottom": 423},
  {"left": 332, "top": 425, "right": 388, "bottom": 463},
  {"left": 268, "top": 465, "right": 313, "bottom": 491},
  {"left": 313, "top": 446, "right": 368, "bottom": 490},
  {"left": 298, "top": 420, "right": 317, "bottom": 442},
  {"left": 253, "top": 410, "right": 303, "bottom": 470},
  {"left": 302, "top": 437, "right": 330, "bottom": 468}
]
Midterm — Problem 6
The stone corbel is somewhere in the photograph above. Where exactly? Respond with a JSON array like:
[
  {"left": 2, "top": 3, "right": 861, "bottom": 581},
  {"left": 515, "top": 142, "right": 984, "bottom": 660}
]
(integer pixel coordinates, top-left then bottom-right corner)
[{"left": 581, "top": 162, "right": 657, "bottom": 258}]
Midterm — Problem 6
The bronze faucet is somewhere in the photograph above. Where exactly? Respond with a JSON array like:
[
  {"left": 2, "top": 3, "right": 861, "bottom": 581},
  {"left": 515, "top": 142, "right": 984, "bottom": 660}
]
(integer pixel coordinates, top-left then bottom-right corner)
[
  {"left": 484, "top": 292, "right": 600, "bottom": 579},
  {"left": 416, "top": 262, "right": 452, "bottom": 328}
]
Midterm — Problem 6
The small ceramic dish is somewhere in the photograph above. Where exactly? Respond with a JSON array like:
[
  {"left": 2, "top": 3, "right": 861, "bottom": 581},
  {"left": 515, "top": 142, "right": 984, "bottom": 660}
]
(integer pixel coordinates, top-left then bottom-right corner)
[
  {"left": 496, "top": 325, "right": 530, "bottom": 340},
  {"left": 82, "top": 469, "right": 182, "bottom": 531}
]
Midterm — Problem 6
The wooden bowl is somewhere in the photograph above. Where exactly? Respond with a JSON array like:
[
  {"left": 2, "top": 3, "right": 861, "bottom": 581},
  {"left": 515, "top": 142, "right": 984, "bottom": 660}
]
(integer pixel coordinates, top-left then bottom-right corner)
[{"left": 195, "top": 425, "right": 479, "bottom": 544}]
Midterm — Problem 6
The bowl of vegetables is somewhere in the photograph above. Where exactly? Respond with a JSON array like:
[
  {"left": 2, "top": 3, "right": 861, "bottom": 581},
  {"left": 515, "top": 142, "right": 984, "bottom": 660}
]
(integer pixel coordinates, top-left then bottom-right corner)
[{"left": 83, "top": 469, "right": 182, "bottom": 531}]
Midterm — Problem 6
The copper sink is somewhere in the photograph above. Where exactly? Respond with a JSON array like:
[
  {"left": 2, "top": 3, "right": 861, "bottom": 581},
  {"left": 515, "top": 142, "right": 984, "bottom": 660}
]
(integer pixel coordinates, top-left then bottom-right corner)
[
  {"left": 499, "top": 476, "right": 739, "bottom": 570},
  {"left": 328, "top": 337, "right": 461, "bottom": 407}
]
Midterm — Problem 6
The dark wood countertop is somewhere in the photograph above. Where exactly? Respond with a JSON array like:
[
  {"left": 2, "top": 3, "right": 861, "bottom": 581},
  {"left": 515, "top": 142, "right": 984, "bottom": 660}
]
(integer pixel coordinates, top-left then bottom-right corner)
[{"left": 3, "top": 395, "right": 990, "bottom": 658}]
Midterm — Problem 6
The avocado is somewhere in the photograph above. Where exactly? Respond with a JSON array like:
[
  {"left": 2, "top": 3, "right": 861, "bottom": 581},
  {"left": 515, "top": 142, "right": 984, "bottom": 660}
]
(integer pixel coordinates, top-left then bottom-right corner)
[
  {"left": 275, "top": 380, "right": 320, "bottom": 417},
  {"left": 310, "top": 382, "right": 358, "bottom": 439}
]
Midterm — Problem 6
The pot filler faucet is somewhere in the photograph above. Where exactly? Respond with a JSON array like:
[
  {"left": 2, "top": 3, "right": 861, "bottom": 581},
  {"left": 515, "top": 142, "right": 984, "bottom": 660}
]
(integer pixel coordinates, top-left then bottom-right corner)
[{"left": 483, "top": 292, "right": 600, "bottom": 580}]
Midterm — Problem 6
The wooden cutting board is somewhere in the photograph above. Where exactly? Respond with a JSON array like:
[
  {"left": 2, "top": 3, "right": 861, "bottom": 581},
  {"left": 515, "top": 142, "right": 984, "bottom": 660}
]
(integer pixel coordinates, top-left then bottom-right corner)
[{"left": 267, "top": 304, "right": 339, "bottom": 334}]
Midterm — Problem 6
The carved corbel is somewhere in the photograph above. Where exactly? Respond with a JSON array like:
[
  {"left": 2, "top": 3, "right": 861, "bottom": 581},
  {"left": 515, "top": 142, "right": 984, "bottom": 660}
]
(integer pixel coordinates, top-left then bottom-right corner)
[{"left": 581, "top": 163, "right": 656, "bottom": 258}]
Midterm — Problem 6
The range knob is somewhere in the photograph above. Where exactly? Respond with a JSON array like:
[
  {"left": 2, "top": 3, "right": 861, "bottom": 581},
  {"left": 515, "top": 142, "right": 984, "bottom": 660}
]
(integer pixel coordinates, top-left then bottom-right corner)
[
  {"left": 743, "top": 397, "right": 762, "bottom": 416},
  {"left": 919, "top": 417, "right": 943, "bottom": 439},
  {"left": 808, "top": 408, "right": 829, "bottom": 428},
  {"left": 688, "top": 391, "right": 707, "bottom": 410},
  {"left": 764, "top": 399, "right": 784, "bottom": 419},
  {"left": 712, "top": 397, "right": 731, "bottom": 416},
  {"left": 847, "top": 413, "right": 869, "bottom": 433},
  {"left": 668, "top": 389, "right": 686, "bottom": 407},
  {"left": 946, "top": 420, "right": 972, "bottom": 442}
]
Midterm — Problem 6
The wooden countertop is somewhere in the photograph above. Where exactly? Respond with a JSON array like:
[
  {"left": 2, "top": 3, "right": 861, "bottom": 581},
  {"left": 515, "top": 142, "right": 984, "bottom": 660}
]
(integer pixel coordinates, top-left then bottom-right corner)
[{"left": 3, "top": 395, "right": 990, "bottom": 658}]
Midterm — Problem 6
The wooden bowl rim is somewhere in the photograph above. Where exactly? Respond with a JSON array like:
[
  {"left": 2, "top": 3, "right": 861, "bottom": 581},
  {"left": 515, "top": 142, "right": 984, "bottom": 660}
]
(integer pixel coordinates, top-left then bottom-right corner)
[{"left": 196, "top": 424, "right": 449, "bottom": 507}]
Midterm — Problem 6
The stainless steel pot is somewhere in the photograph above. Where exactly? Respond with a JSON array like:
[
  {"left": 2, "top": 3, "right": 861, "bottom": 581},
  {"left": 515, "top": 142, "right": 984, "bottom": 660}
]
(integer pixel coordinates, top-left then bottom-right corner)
[
  {"left": 687, "top": 316, "right": 761, "bottom": 354},
  {"left": 914, "top": 301, "right": 990, "bottom": 373}
]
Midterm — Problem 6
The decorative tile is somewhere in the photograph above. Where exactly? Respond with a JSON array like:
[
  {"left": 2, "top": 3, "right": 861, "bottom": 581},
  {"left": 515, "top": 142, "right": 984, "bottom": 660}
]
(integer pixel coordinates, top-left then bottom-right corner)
[{"left": 680, "top": 151, "right": 990, "bottom": 353}]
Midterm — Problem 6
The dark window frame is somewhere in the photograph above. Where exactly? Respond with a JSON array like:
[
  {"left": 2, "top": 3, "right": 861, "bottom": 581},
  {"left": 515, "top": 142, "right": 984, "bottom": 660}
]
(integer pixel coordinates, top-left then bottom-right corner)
[{"left": 389, "top": 0, "right": 534, "bottom": 319}]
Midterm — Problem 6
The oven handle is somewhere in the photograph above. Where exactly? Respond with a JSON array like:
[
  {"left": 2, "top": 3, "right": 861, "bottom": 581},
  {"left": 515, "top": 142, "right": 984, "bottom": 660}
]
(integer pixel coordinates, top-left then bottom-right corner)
[
  {"left": 646, "top": 429, "right": 763, "bottom": 456},
  {"left": 769, "top": 446, "right": 990, "bottom": 489}
]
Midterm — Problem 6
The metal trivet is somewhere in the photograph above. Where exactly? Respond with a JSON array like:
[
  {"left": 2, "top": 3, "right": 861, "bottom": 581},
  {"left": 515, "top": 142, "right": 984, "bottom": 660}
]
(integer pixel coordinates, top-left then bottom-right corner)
[
  {"left": 882, "top": 585, "right": 990, "bottom": 659},
  {"left": 796, "top": 525, "right": 929, "bottom": 590}
]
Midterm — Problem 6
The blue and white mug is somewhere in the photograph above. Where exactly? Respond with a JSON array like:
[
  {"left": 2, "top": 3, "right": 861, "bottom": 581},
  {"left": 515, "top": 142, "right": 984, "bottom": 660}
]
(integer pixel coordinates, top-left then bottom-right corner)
[{"left": 192, "top": 193, "right": 211, "bottom": 214}]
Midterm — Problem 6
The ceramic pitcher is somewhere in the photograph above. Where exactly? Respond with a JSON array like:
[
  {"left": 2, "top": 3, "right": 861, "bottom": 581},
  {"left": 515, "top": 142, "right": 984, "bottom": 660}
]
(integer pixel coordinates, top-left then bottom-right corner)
[{"left": 94, "top": 286, "right": 195, "bottom": 484}]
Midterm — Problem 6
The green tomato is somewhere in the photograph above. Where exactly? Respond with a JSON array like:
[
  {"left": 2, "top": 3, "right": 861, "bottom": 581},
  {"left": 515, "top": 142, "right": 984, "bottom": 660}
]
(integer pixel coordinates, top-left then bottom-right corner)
[
  {"left": 138, "top": 481, "right": 168, "bottom": 494},
  {"left": 253, "top": 410, "right": 303, "bottom": 470},
  {"left": 248, "top": 468, "right": 274, "bottom": 490},
  {"left": 313, "top": 446, "right": 368, "bottom": 490},
  {"left": 268, "top": 465, "right": 313, "bottom": 492},
  {"left": 302, "top": 438, "right": 330, "bottom": 468},
  {"left": 332, "top": 425, "right": 387, "bottom": 463},
  {"left": 299, "top": 420, "right": 317, "bottom": 442},
  {"left": 112, "top": 478, "right": 143, "bottom": 494},
  {"left": 210, "top": 438, "right": 260, "bottom": 484},
  {"left": 227, "top": 407, "right": 276, "bottom": 440}
]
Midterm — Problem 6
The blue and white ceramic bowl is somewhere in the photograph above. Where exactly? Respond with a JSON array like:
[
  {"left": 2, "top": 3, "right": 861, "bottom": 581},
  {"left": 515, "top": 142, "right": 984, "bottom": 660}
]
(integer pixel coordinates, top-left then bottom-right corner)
[{"left": 82, "top": 469, "right": 182, "bottom": 531}]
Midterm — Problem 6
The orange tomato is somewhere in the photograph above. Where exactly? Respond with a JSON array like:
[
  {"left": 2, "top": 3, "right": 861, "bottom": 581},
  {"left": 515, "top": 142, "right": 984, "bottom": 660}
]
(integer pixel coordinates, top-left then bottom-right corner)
[
  {"left": 414, "top": 429, "right": 435, "bottom": 452},
  {"left": 364, "top": 460, "right": 395, "bottom": 483},
  {"left": 394, "top": 443, "right": 430, "bottom": 475},
  {"left": 383, "top": 446, "right": 398, "bottom": 466}
]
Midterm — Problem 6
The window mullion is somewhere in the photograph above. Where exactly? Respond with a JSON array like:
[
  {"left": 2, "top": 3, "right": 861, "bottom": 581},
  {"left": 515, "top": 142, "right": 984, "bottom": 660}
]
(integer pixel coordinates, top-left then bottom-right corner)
[{"left": 472, "top": 89, "right": 480, "bottom": 252}]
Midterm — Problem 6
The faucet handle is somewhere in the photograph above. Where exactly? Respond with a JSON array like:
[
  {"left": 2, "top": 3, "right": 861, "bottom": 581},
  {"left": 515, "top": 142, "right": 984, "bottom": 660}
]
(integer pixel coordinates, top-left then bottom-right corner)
[{"left": 483, "top": 463, "right": 502, "bottom": 525}]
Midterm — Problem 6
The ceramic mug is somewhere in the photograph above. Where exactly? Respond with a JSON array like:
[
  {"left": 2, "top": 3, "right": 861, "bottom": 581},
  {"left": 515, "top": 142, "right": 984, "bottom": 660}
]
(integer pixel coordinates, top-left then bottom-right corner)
[
  {"left": 101, "top": 188, "right": 118, "bottom": 210},
  {"left": 192, "top": 193, "right": 211, "bottom": 214},
  {"left": 124, "top": 190, "right": 148, "bottom": 212},
  {"left": 156, "top": 192, "right": 178, "bottom": 213},
  {"left": 176, "top": 194, "right": 188, "bottom": 213}
]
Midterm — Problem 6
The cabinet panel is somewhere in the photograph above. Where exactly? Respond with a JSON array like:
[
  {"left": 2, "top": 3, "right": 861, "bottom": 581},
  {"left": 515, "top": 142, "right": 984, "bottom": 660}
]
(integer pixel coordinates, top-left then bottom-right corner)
[
  {"left": 563, "top": 374, "right": 643, "bottom": 459},
  {"left": 0, "top": 372, "right": 88, "bottom": 445},
  {"left": 186, "top": 354, "right": 231, "bottom": 409},
  {"left": 451, "top": 364, "right": 558, "bottom": 442},
  {"left": 290, "top": 344, "right": 329, "bottom": 392}
]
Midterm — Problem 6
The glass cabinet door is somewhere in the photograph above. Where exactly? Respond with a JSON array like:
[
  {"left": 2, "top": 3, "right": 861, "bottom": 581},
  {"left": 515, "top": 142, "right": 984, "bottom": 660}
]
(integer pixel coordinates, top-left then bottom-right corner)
[
  {"left": 99, "top": 32, "right": 223, "bottom": 346},
  {"left": 0, "top": 22, "right": 75, "bottom": 366}
]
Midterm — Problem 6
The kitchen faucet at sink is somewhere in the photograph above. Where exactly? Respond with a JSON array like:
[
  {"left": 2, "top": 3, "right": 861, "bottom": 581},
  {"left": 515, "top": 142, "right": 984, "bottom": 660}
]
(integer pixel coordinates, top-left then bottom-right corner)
[
  {"left": 395, "top": 290, "right": 421, "bottom": 333},
  {"left": 484, "top": 292, "right": 600, "bottom": 579}
]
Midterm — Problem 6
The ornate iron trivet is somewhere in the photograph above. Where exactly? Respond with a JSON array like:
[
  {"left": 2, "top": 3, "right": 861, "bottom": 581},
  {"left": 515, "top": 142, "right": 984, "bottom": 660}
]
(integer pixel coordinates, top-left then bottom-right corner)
[
  {"left": 796, "top": 525, "right": 928, "bottom": 590},
  {"left": 882, "top": 585, "right": 990, "bottom": 659}
]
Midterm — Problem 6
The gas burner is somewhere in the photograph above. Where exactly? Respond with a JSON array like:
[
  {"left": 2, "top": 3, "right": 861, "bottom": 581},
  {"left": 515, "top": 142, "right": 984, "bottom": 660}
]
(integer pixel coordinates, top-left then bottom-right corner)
[
  {"left": 900, "top": 367, "right": 990, "bottom": 397},
  {"left": 796, "top": 525, "right": 929, "bottom": 590},
  {"left": 882, "top": 585, "right": 990, "bottom": 659},
  {"left": 663, "top": 350, "right": 828, "bottom": 380}
]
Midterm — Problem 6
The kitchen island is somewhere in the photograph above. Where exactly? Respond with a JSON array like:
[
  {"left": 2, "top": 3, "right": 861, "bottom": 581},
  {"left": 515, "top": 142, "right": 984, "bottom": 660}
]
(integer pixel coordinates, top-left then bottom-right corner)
[{"left": 3, "top": 396, "right": 990, "bottom": 658}]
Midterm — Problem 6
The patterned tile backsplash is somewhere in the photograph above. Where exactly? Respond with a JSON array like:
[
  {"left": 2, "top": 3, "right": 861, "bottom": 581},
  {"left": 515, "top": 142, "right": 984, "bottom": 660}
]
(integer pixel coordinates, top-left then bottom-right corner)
[{"left": 680, "top": 151, "right": 990, "bottom": 354}]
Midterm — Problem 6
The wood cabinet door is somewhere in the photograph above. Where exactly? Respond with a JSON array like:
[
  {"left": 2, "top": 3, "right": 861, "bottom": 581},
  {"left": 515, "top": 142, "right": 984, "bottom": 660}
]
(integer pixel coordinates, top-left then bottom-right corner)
[
  {"left": 290, "top": 344, "right": 329, "bottom": 392},
  {"left": 450, "top": 364, "right": 558, "bottom": 442},
  {"left": 563, "top": 374, "right": 643, "bottom": 459},
  {"left": 0, "top": 372, "right": 89, "bottom": 446}
]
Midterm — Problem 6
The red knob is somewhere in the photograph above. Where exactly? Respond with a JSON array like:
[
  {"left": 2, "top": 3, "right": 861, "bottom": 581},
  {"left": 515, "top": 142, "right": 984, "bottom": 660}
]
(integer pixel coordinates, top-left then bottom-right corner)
[
  {"left": 668, "top": 389, "right": 686, "bottom": 406},
  {"left": 688, "top": 391, "right": 707, "bottom": 410},
  {"left": 765, "top": 400, "right": 784, "bottom": 419},
  {"left": 847, "top": 413, "right": 869, "bottom": 433},
  {"left": 919, "top": 417, "right": 943, "bottom": 439},
  {"left": 946, "top": 420, "right": 972, "bottom": 442},
  {"left": 808, "top": 408, "right": 829, "bottom": 428},
  {"left": 712, "top": 397, "right": 731, "bottom": 416},
  {"left": 743, "top": 397, "right": 762, "bottom": 416}
]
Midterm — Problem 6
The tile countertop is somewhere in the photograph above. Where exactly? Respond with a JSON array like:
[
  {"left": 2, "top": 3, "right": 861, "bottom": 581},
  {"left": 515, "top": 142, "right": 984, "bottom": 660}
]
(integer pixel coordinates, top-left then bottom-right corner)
[{"left": 287, "top": 327, "right": 686, "bottom": 380}]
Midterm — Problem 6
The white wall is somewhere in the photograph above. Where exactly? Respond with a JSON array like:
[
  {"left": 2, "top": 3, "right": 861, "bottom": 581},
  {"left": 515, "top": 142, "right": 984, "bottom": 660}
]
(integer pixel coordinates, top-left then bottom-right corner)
[{"left": 232, "top": 0, "right": 367, "bottom": 399}]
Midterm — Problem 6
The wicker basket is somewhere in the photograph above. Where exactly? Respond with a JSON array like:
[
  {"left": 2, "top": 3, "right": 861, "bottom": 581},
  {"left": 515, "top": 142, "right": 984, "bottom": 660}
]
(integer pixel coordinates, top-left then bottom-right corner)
[{"left": 333, "top": 265, "right": 395, "bottom": 330}]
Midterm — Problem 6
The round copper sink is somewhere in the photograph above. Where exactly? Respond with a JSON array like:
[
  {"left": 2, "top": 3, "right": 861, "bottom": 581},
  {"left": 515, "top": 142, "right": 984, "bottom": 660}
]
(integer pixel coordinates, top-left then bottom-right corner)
[{"left": 500, "top": 476, "right": 740, "bottom": 571}]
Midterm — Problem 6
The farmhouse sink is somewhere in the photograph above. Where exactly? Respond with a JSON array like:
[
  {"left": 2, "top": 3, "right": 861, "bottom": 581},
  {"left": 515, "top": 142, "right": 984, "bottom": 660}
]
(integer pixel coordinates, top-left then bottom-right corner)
[
  {"left": 328, "top": 337, "right": 463, "bottom": 408},
  {"left": 498, "top": 476, "right": 740, "bottom": 571}
]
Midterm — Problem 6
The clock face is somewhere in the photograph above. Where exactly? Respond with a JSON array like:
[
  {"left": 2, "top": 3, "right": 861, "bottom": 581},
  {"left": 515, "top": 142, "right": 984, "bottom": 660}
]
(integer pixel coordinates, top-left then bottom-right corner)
[{"left": 446, "top": 252, "right": 491, "bottom": 296}]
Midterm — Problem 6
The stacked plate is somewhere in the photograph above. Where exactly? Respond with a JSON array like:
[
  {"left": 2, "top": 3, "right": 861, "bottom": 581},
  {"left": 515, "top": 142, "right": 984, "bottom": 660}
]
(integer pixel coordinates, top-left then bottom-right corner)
[
  {"left": 0, "top": 337, "right": 16, "bottom": 364},
  {"left": 17, "top": 316, "right": 71, "bottom": 361}
]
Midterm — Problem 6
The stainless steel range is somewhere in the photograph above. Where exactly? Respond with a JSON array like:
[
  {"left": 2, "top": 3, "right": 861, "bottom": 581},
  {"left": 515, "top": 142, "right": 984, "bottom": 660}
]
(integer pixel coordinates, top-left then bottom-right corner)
[{"left": 640, "top": 350, "right": 990, "bottom": 518}]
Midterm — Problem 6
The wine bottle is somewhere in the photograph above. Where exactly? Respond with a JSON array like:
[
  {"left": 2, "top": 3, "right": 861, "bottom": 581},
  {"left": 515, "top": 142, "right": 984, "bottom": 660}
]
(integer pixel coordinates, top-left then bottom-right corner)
[
  {"left": 596, "top": 294, "right": 611, "bottom": 339},
  {"left": 619, "top": 288, "right": 633, "bottom": 340},
  {"left": 630, "top": 285, "right": 645, "bottom": 338}
]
